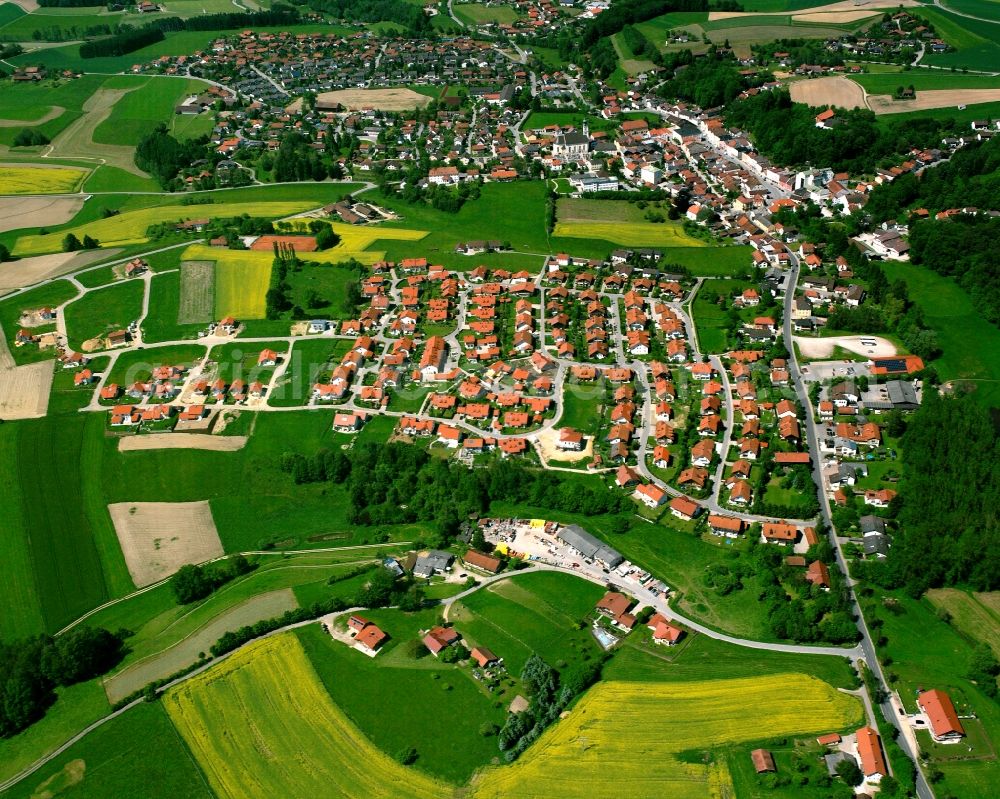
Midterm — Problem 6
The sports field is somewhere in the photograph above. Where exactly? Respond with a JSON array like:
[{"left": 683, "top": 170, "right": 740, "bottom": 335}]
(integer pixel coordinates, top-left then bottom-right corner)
[
  {"left": 13, "top": 201, "right": 319, "bottom": 256},
  {"left": 0, "top": 165, "right": 88, "bottom": 195},
  {"left": 165, "top": 634, "right": 452, "bottom": 799},
  {"left": 470, "top": 674, "right": 862, "bottom": 799}
]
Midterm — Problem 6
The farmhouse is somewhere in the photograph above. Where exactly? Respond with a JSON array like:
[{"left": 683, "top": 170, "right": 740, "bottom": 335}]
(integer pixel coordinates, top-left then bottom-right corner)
[
  {"left": 855, "top": 726, "right": 887, "bottom": 783},
  {"left": 471, "top": 646, "right": 500, "bottom": 668},
  {"left": 917, "top": 689, "right": 965, "bottom": 742},
  {"left": 422, "top": 625, "right": 461, "bottom": 656},
  {"left": 463, "top": 549, "right": 502, "bottom": 574}
]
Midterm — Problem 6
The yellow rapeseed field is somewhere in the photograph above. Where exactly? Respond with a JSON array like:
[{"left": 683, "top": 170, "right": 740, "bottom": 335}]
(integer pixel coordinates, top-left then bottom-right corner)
[
  {"left": 284, "top": 218, "right": 429, "bottom": 251},
  {"left": 469, "top": 673, "right": 862, "bottom": 799},
  {"left": 164, "top": 635, "right": 453, "bottom": 799},
  {"left": 13, "top": 201, "right": 317, "bottom": 255},
  {"left": 0, "top": 166, "right": 89, "bottom": 196},
  {"left": 553, "top": 220, "right": 707, "bottom": 247},
  {"left": 213, "top": 257, "right": 271, "bottom": 320}
]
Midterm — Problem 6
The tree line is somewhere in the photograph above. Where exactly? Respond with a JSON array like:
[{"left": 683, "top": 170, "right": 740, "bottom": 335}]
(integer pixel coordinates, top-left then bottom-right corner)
[{"left": 134, "top": 124, "right": 206, "bottom": 188}]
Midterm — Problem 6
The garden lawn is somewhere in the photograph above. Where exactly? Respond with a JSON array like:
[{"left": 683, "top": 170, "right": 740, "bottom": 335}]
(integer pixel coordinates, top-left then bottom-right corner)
[
  {"left": 692, "top": 278, "right": 745, "bottom": 354},
  {"left": 104, "top": 344, "right": 206, "bottom": 387},
  {"left": 269, "top": 338, "right": 352, "bottom": 407},
  {"left": 559, "top": 381, "right": 607, "bottom": 435},
  {"left": 0, "top": 279, "right": 78, "bottom": 366},
  {"left": 64, "top": 279, "right": 144, "bottom": 349},
  {"left": 448, "top": 570, "right": 604, "bottom": 674}
]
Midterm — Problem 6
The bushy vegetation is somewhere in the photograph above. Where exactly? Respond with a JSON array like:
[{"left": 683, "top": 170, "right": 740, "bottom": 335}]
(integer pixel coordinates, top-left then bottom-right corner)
[
  {"left": 170, "top": 556, "right": 255, "bottom": 605},
  {"left": 12, "top": 129, "right": 49, "bottom": 147},
  {"left": 497, "top": 654, "right": 603, "bottom": 761},
  {"left": 857, "top": 392, "right": 1000, "bottom": 594},
  {"left": 303, "top": 0, "right": 431, "bottom": 33},
  {"left": 725, "top": 89, "right": 963, "bottom": 174},
  {"left": 279, "top": 443, "right": 631, "bottom": 547},
  {"left": 0, "top": 627, "right": 125, "bottom": 737},
  {"left": 135, "top": 124, "right": 205, "bottom": 188}
]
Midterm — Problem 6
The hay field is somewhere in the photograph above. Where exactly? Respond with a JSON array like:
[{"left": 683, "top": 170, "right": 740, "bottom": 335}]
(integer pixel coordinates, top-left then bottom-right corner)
[
  {"left": 0, "top": 249, "right": 112, "bottom": 294},
  {"left": 470, "top": 674, "right": 862, "bottom": 799},
  {"left": 13, "top": 201, "right": 318, "bottom": 256},
  {"left": 315, "top": 88, "right": 432, "bottom": 111},
  {"left": 178, "top": 260, "right": 215, "bottom": 324},
  {"left": 165, "top": 634, "right": 452, "bottom": 799},
  {"left": 104, "top": 588, "right": 298, "bottom": 703},
  {"left": 118, "top": 434, "right": 248, "bottom": 452},
  {"left": 927, "top": 588, "right": 1000, "bottom": 658},
  {"left": 0, "top": 165, "right": 89, "bottom": 195},
  {"left": 0, "top": 196, "right": 83, "bottom": 234},
  {"left": 867, "top": 88, "right": 1000, "bottom": 114},
  {"left": 553, "top": 220, "right": 707, "bottom": 247},
  {"left": 108, "top": 500, "right": 223, "bottom": 587},
  {"left": 789, "top": 76, "right": 867, "bottom": 109},
  {"left": 0, "top": 326, "right": 52, "bottom": 419}
]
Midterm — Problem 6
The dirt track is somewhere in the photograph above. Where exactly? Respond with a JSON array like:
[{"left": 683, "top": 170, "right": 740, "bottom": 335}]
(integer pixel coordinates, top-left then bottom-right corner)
[
  {"left": 103, "top": 588, "right": 299, "bottom": 703},
  {"left": 867, "top": 89, "right": 1000, "bottom": 114},
  {"left": 0, "top": 196, "right": 84, "bottom": 234},
  {"left": 0, "top": 249, "right": 116, "bottom": 294},
  {"left": 118, "top": 434, "right": 248, "bottom": 452},
  {"left": 794, "top": 334, "right": 897, "bottom": 358},
  {"left": 315, "top": 88, "right": 432, "bottom": 111},
  {"left": 48, "top": 88, "right": 149, "bottom": 176},
  {"left": 789, "top": 77, "right": 867, "bottom": 109},
  {"left": 0, "top": 106, "right": 65, "bottom": 128},
  {"left": 108, "top": 501, "right": 224, "bottom": 588}
]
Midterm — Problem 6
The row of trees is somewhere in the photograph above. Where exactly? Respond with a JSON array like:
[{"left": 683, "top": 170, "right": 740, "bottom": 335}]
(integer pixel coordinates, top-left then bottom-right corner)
[
  {"left": 0, "top": 627, "right": 126, "bottom": 737},
  {"left": 79, "top": 25, "right": 163, "bottom": 59}
]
